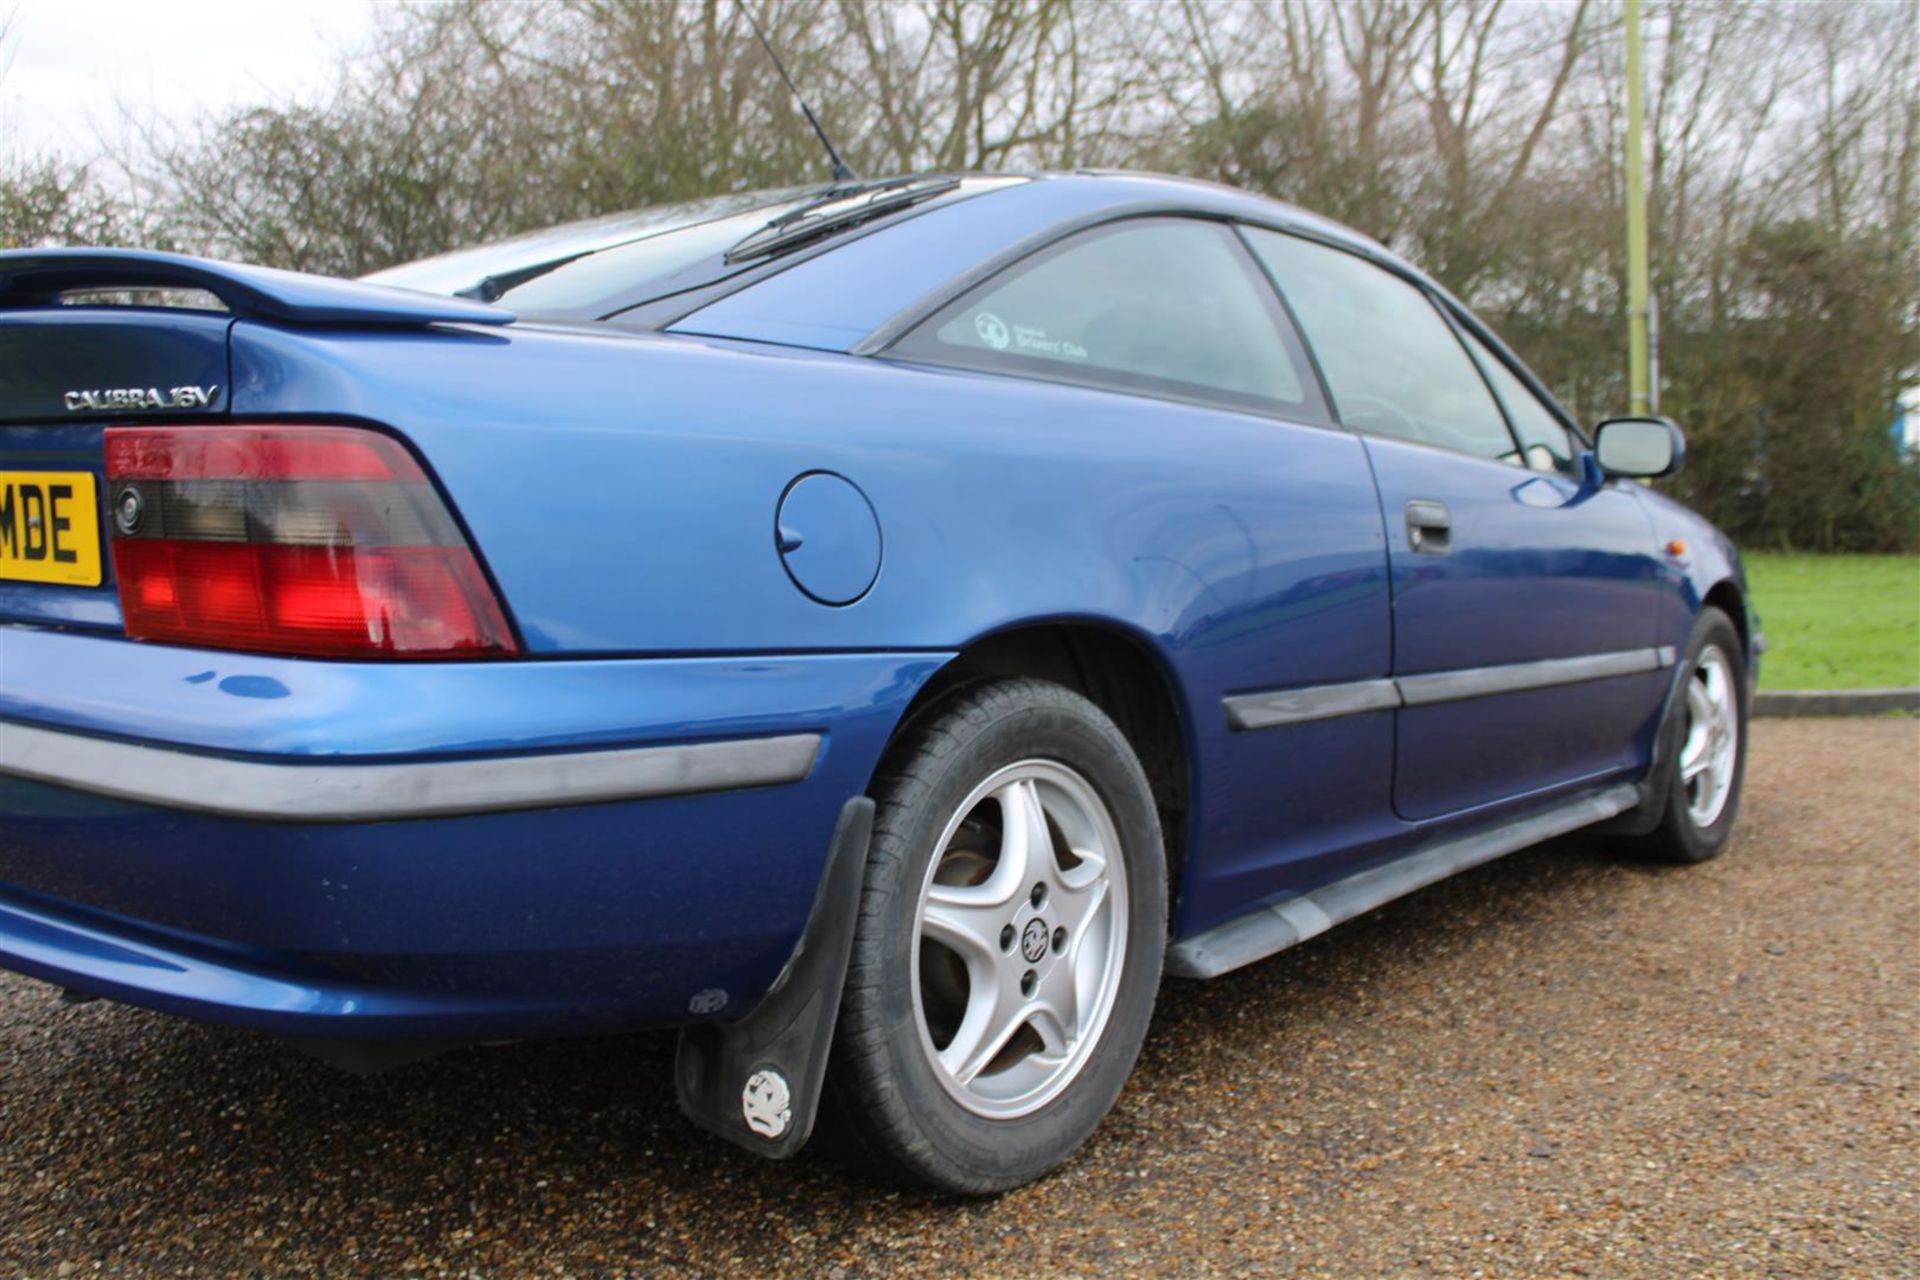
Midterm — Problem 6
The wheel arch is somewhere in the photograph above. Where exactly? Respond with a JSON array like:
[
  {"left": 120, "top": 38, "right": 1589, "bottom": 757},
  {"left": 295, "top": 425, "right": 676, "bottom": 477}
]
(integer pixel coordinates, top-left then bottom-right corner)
[
  {"left": 875, "top": 617, "right": 1196, "bottom": 920},
  {"left": 1702, "top": 577, "right": 1753, "bottom": 665},
  {"left": 1612, "top": 576, "right": 1752, "bottom": 840}
]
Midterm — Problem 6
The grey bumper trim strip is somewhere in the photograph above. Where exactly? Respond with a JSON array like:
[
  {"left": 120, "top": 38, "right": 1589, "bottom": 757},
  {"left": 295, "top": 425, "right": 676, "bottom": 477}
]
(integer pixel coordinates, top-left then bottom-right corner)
[
  {"left": 1224, "top": 646, "right": 1675, "bottom": 731},
  {"left": 0, "top": 720, "right": 822, "bottom": 823}
]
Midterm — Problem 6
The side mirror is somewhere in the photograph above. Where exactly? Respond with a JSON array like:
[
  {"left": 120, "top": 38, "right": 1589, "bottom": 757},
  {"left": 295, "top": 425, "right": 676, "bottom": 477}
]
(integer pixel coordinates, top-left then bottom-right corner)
[{"left": 1592, "top": 415, "right": 1685, "bottom": 479}]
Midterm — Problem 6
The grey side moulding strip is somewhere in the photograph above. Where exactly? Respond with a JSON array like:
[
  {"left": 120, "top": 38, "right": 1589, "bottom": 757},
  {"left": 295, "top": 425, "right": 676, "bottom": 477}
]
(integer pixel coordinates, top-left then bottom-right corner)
[
  {"left": 0, "top": 720, "right": 822, "bottom": 823},
  {"left": 1397, "top": 647, "right": 1672, "bottom": 706},
  {"left": 1165, "top": 782, "right": 1639, "bottom": 979},
  {"left": 1222, "top": 646, "right": 1677, "bottom": 732},
  {"left": 1223, "top": 678, "right": 1400, "bottom": 731}
]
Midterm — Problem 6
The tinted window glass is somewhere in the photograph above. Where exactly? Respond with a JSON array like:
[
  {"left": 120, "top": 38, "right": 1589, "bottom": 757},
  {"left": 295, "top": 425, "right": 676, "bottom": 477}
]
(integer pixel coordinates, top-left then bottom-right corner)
[
  {"left": 363, "top": 189, "right": 807, "bottom": 298},
  {"left": 364, "top": 178, "right": 1023, "bottom": 318},
  {"left": 895, "top": 219, "right": 1319, "bottom": 417},
  {"left": 1243, "top": 228, "right": 1516, "bottom": 462},
  {"left": 490, "top": 208, "right": 776, "bottom": 311},
  {"left": 1458, "top": 327, "right": 1578, "bottom": 475}
]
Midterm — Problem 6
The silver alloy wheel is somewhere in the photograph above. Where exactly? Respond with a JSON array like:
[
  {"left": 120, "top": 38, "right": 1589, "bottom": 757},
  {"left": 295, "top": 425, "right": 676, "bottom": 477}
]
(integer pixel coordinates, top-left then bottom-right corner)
[
  {"left": 910, "top": 759, "right": 1129, "bottom": 1120},
  {"left": 1680, "top": 644, "right": 1739, "bottom": 828}
]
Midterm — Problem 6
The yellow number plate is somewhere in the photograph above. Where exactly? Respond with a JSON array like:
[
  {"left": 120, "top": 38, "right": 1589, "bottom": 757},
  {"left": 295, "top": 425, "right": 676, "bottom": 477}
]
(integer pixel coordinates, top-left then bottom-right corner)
[{"left": 0, "top": 471, "right": 103, "bottom": 586}]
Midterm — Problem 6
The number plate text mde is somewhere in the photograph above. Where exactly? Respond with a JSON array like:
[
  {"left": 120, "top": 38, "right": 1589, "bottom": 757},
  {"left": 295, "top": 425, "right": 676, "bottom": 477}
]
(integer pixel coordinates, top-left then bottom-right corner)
[{"left": 0, "top": 471, "right": 102, "bottom": 586}]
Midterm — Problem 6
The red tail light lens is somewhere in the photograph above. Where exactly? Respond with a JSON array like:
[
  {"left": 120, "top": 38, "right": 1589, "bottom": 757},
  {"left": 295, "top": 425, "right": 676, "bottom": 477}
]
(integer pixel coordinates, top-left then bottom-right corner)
[{"left": 104, "top": 425, "right": 517, "bottom": 660}]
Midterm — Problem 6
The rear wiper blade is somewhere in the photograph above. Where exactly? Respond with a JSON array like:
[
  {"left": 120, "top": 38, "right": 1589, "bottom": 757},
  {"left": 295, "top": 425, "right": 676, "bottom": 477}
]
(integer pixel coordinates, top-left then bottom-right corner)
[
  {"left": 763, "top": 176, "right": 924, "bottom": 226},
  {"left": 725, "top": 176, "right": 960, "bottom": 264}
]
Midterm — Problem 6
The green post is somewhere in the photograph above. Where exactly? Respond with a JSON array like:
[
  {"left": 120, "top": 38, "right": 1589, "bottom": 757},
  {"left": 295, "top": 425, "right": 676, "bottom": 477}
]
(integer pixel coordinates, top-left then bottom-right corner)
[{"left": 1624, "top": 0, "right": 1651, "bottom": 415}]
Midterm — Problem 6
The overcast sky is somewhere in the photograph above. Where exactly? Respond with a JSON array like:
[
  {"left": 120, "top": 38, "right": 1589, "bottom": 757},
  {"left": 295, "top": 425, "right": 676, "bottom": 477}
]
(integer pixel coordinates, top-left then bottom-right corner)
[{"left": 2, "top": 0, "right": 382, "bottom": 158}]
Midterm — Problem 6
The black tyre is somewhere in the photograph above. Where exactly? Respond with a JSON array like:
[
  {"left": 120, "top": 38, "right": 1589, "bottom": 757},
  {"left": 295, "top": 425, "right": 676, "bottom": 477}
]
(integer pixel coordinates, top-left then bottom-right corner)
[
  {"left": 825, "top": 677, "right": 1166, "bottom": 1193},
  {"left": 1629, "top": 606, "right": 1749, "bottom": 864}
]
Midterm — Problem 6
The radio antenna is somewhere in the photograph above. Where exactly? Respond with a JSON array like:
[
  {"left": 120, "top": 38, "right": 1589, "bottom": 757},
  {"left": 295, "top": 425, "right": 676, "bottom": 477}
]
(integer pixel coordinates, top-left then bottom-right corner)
[{"left": 740, "top": 3, "right": 857, "bottom": 184}]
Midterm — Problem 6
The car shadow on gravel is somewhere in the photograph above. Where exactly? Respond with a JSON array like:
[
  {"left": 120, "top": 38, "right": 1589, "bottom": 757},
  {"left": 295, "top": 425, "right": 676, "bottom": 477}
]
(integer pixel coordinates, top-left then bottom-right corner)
[{"left": 3, "top": 830, "right": 1672, "bottom": 1269}]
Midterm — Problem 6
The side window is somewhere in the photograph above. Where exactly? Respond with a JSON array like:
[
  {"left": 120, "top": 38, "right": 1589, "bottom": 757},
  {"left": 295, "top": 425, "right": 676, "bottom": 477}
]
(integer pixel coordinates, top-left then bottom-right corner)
[
  {"left": 891, "top": 219, "right": 1325, "bottom": 420},
  {"left": 1457, "top": 326, "right": 1580, "bottom": 476},
  {"left": 1241, "top": 227, "right": 1518, "bottom": 464}
]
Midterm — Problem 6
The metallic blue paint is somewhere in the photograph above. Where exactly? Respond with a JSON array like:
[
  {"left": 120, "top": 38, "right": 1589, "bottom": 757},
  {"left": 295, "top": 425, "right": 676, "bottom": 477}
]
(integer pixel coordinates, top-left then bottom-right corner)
[
  {"left": 0, "top": 627, "right": 937, "bottom": 760},
  {"left": 1631, "top": 482, "right": 1759, "bottom": 666},
  {"left": 774, "top": 471, "right": 883, "bottom": 605},
  {"left": 0, "top": 636, "right": 943, "bottom": 1036},
  {"left": 1361, "top": 435, "right": 1667, "bottom": 819},
  {"left": 0, "top": 173, "right": 1754, "bottom": 1048}
]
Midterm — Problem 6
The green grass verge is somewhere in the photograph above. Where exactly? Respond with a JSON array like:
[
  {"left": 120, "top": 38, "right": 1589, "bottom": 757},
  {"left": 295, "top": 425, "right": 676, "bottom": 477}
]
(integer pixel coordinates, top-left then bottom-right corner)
[{"left": 1742, "top": 553, "right": 1920, "bottom": 690}]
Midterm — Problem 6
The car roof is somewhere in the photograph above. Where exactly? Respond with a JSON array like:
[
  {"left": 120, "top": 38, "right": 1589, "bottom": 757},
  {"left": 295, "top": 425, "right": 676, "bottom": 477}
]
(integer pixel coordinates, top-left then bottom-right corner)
[{"left": 1022, "top": 169, "right": 1391, "bottom": 259}]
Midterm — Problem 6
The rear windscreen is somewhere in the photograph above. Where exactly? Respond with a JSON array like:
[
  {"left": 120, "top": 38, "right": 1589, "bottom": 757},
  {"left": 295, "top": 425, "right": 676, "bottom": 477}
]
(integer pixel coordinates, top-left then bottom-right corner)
[
  {"left": 363, "top": 178, "right": 1019, "bottom": 321},
  {"left": 363, "top": 188, "right": 807, "bottom": 313}
]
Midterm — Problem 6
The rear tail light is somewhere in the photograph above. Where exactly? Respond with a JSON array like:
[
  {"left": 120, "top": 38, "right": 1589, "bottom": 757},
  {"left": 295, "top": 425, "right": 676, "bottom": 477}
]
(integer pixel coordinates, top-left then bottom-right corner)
[{"left": 104, "top": 424, "right": 517, "bottom": 659}]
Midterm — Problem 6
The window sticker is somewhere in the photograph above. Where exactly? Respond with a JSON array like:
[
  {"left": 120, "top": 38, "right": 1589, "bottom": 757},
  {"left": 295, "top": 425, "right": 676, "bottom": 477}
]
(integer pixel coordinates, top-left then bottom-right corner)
[
  {"left": 1011, "top": 324, "right": 1088, "bottom": 361},
  {"left": 907, "top": 219, "right": 1320, "bottom": 414},
  {"left": 974, "top": 311, "right": 1011, "bottom": 350}
]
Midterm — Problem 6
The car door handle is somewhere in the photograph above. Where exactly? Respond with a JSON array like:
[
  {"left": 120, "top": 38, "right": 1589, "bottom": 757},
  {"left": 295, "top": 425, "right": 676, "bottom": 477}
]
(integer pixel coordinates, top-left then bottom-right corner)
[{"left": 1405, "top": 500, "right": 1451, "bottom": 554}]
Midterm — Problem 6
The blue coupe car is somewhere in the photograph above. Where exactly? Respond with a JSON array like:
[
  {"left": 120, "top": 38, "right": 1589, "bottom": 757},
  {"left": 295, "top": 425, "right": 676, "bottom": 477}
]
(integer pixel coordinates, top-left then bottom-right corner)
[{"left": 0, "top": 172, "right": 1755, "bottom": 1192}]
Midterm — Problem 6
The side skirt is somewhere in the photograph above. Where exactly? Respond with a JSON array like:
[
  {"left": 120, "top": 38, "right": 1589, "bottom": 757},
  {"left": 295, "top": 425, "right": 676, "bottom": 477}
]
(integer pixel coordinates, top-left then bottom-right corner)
[{"left": 1165, "top": 782, "right": 1638, "bottom": 980}]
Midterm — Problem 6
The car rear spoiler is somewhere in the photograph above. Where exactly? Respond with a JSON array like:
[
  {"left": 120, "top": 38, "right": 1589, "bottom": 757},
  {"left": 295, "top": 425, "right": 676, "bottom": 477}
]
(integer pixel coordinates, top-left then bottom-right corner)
[{"left": 0, "top": 248, "right": 515, "bottom": 327}]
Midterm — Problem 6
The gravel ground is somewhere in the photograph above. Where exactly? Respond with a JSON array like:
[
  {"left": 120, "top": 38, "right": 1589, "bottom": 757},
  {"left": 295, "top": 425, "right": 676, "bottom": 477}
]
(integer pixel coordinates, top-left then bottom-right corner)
[{"left": 3, "top": 718, "right": 1915, "bottom": 1278}]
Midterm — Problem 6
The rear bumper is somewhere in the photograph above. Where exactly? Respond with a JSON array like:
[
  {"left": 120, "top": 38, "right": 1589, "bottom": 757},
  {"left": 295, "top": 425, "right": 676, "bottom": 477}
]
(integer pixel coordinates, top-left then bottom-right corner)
[{"left": 0, "top": 628, "right": 947, "bottom": 1040}]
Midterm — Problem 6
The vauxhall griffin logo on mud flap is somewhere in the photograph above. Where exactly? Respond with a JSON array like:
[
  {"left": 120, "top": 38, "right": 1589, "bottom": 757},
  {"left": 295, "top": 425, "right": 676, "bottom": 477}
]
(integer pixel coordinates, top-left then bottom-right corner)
[{"left": 63, "top": 385, "right": 219, "bottom": 413}]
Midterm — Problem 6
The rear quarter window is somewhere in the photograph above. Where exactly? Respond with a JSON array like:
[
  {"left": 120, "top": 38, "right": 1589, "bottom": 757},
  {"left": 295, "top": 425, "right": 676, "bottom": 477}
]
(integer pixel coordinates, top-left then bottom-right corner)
[{"left": 891, "top": 218, "right": 1328, "bottom": 422}]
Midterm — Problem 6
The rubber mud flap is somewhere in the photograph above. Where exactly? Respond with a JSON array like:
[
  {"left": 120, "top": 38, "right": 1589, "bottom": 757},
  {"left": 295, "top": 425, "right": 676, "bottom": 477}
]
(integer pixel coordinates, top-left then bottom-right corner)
[
  {"left": 1604, "top": 647, "right": 1693, "bottom": 838},
  {"left": 675, "top": 796, "right": 874, "bottom": 1158}
]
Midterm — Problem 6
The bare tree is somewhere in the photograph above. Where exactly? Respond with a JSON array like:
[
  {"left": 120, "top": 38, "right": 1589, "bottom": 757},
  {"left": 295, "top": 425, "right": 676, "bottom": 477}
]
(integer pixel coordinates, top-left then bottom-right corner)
[{"left": 0, "top": 17, "right": 138, "bottom": 247}]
